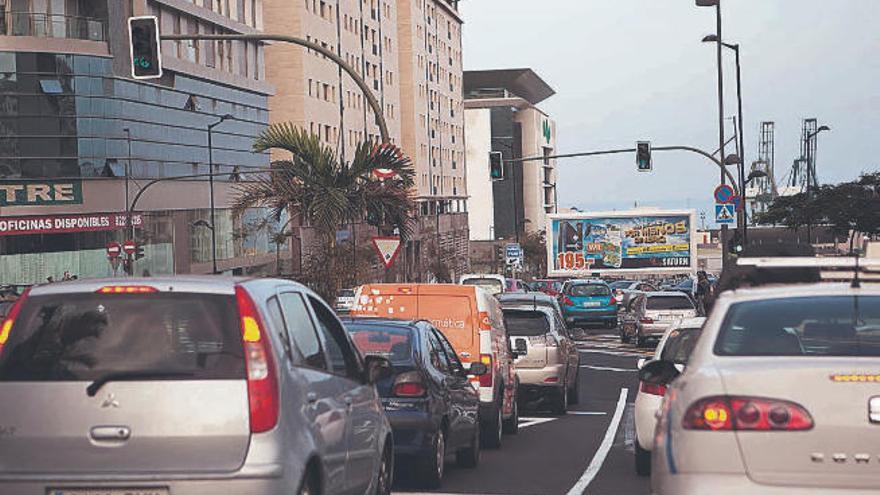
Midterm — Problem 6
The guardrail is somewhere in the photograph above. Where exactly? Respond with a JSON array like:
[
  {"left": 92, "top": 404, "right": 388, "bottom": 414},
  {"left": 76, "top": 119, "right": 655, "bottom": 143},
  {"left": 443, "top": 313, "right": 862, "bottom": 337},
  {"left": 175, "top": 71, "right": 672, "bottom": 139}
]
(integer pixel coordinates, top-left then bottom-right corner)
[{"left": 0, "top": 11, "right": 106, "bottom": 42}]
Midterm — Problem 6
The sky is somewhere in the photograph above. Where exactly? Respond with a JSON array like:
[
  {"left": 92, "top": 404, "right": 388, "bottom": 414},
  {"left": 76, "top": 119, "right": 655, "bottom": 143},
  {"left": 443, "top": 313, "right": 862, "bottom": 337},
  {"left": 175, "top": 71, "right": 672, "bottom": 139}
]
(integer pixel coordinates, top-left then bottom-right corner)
[{"left": 460, "top": 1, "right": 880, "bottom": 226}]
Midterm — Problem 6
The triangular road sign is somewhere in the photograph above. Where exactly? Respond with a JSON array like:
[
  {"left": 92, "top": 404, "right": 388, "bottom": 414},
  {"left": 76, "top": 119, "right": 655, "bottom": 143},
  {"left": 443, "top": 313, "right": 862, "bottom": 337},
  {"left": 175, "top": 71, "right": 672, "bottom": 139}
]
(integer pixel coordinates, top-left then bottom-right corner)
[{"left": 372, "top": 236, "right": 402, "bottom": 269}]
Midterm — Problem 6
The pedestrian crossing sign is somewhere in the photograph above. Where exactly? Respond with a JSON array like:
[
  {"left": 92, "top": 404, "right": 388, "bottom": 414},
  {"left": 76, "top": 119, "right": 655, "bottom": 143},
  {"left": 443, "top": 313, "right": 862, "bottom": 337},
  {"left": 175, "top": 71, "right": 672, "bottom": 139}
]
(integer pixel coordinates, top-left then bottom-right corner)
[{"left": 715, "top": 203, "right": 735, "bottom": 224}]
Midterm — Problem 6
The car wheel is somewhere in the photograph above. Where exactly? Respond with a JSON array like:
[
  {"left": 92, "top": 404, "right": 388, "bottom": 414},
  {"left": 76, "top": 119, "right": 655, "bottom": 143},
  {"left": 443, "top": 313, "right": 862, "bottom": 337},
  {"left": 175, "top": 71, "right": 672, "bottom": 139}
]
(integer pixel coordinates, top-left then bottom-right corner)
[
  {"left": 620, "top": 328, "right": 630, "bottom": 343},
  {"left": 635, "top": 440, "right": 651, "bottom": 476},
  {"left": 551, "top": 384, "right": 568, "bottom": 415},
  {"left": 298, "top": 468, "right": 319, "bottom": 495},
  {"left": 481, "top": 403, "right": 503, "bottom": 449},
  {"left": 502, "top": 397, "right": 519, "bottom": 435},
  {"left": 456, "top": 419, "right": 481, "bottom": 468},
  {"left": 375, "top": 445, "right": 393, "bottom": 495},
  {"left": 636, "top": 331, "right": 646, "bottom": 348},
  {"left": 567, "top": 370, "right": 580, "bottom": 405},
  {"left": 418, "top": 429, "right": 445, "bottom": 488}
]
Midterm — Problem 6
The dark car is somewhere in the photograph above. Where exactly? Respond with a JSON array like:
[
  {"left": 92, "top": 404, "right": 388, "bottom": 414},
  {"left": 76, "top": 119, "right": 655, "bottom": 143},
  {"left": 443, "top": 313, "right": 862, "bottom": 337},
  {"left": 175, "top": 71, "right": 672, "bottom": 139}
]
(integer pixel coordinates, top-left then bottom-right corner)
[{"left": 343, "top": 318, "right": 486, "bottom": 489}]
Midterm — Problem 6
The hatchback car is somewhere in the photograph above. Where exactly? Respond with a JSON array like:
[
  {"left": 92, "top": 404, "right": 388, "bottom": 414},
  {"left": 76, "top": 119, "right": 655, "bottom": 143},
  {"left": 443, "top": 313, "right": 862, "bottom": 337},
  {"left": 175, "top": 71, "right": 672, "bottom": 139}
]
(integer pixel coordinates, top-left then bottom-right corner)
[
  {"left": 530, "top": 279, "right": 563, "bottom": 296},
  {"left": 559, "top": 279, "right": 618, "bottom": 328},
  {"left": 0, "top": 277, "right": 395, "bottom": 495},
  {"left": 633, "top": 317, "right": 705, "bottom": 476},
  {"left": 648, "top": 263, "right": 880, "bottom": 494},
  {"left": 344, "top": 318, "right": 485, "bottom": 488},
  {"left": 627, "top": 291, "right": 698, "bottom": 346}
]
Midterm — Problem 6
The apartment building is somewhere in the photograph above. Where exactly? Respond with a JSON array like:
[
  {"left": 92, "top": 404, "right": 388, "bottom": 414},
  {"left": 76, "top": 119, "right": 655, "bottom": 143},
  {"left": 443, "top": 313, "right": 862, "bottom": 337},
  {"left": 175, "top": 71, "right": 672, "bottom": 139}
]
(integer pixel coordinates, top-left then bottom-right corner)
[{"left": 0, "top": 0, "right": 279, "bottom": 284}]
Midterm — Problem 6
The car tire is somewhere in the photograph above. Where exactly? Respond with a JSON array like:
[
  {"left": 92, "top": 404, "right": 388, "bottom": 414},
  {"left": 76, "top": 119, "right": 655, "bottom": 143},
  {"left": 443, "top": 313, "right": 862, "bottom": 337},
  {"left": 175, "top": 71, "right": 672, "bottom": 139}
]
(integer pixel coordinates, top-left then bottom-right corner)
[
  {"left": 567, "top": 370, "right": 580, "bottom": 405},
  {"left": 636, "top": 331, "right": 646, "bottom": 348},
  {"left": 481, "top": 403, "right": 503, "bottom": 449},
  {"left": 456, "top": 420, "right": 481, "bottom": 468},
  {"left": 502, "top": 397, "right": 519, "bottom": 435},
  {"left": 551, "top": 384, "right": 568, "bottom": 415},
  {"left": 298, "top": 467, "right": 319, "bottom": 495},
  {"left": 635, "top": 440, "right": 651, "bottom": 476},
  {"left": 418, "top": 429, "right": 445, "bottom": 488},
  {"left": 620, "top": 329, "right": 630, "bottom": 344},
  {"left": 375, "top": 444, "right": 393, "bottom": 495}
]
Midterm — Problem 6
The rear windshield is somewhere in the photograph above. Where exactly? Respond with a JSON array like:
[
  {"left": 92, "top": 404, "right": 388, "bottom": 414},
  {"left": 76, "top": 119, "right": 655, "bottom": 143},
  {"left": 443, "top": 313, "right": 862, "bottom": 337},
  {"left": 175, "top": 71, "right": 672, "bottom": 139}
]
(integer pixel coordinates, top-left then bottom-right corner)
[
  {"left": 715, "top": 296, "right": 880, "bottom": 357},
  {"left": 338, "top": 289, "right": 355, "bottom": 298},
  {"left": 503, "top": 310, "right": 551, "bottom": 336},
  {"left": 0, "top": 293, "right": 244, "bottom": 381},
  {"left": 568, "top": 284, "right": 610, "bottom": 297},
  {"left": 609, "top": 281, "right": 636, "bottom": 290},
  {"left": 347, "top": 324, "right": 414, "bottom": 364},
  {"left": 660, "top": 327, "right": 702, "bottom": 364},
  {"left": 646, "top": 295, "right": 694, "bottom": 310},
  {"left": 462, "top": 278, "right": 503, "bottom": 295}
]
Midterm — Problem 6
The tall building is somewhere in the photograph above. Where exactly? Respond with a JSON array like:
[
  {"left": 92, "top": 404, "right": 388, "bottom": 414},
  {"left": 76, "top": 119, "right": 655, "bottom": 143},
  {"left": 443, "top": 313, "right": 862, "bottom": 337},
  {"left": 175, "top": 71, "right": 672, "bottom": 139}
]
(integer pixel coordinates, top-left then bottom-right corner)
[
  {"left": 263, "top": 0, "right": 468, "bottom": 282},
  {"left": 0, "top": 0, "right": 277, "bottom": 284},
  {"left": 464, "top": 69, "right": 558, "bottom": 243}
]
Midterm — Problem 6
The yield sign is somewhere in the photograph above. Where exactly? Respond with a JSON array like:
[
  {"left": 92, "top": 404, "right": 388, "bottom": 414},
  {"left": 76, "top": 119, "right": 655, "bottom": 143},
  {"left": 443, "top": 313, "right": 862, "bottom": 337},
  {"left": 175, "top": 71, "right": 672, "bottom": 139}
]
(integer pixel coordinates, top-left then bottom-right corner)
[{"left": 372, "top": 236, "right": 402, "bottom": 269}]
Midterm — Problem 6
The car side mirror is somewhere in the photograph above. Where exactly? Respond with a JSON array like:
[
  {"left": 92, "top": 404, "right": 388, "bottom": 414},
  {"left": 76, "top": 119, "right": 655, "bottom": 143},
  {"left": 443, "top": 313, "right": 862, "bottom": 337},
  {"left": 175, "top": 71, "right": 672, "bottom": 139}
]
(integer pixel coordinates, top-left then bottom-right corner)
[
  {"left": 364, "top": 355, "right": 393, "bottom": 384},
  {"left": 636, "top": 358, "right": 647, "bottom": 370},
  {"left": 638, "top": 359, "right": 680, "bottom": 386},
  {"left": 468, "top": 362, "right": 489, "bottom": 376}
]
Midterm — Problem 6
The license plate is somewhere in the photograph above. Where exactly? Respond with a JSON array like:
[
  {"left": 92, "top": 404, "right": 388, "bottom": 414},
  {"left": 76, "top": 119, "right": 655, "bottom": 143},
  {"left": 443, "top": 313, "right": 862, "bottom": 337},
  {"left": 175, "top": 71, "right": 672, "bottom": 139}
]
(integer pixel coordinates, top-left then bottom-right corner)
[
  {"left": 49, "top": 489, "right": 169, "bottom": 495},
  {"left": 583, "top": 301, "right": 601, "bottom": 307}
]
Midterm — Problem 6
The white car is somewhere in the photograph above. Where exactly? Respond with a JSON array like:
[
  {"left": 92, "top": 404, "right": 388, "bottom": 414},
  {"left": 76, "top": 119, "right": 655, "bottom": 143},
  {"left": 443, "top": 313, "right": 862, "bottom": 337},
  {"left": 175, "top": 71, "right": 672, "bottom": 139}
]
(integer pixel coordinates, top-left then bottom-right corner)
[
  {"left": 633, "top": 317, "right": 705, "bottom": 476},
  {"left": 648, "top": 258, "right": 880, "bottom": 494}
]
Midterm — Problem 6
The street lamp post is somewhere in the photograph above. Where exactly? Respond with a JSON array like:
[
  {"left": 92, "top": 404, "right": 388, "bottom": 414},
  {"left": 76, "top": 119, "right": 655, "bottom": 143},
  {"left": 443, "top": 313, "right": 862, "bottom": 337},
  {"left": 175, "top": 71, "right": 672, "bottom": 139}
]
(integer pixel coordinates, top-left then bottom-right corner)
[
  {"left": 207, "top": 113, "right": 234, "bottom": 274},
  {"left": 804, "top": 124, "right": 831, "bottom": 241}
]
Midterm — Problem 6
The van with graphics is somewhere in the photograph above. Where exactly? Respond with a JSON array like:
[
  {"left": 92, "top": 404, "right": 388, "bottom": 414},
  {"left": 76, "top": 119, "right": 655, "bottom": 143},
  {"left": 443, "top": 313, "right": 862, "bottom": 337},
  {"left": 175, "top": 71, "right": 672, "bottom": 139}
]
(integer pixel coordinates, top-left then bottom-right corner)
[{"left": 350, "top": 284, "right": 520, "bottom": 448}]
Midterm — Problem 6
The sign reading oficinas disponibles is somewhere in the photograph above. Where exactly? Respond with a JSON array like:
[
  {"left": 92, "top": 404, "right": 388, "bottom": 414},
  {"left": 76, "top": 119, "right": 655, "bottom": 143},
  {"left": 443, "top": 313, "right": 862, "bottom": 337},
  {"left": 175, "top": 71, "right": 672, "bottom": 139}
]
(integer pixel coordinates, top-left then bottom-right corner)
[
  {"left": 0, "top": 180, "right": 84, "bottom": 206},
  {"left": 0, "top": 213, "right": 143, "bottom": 236}
]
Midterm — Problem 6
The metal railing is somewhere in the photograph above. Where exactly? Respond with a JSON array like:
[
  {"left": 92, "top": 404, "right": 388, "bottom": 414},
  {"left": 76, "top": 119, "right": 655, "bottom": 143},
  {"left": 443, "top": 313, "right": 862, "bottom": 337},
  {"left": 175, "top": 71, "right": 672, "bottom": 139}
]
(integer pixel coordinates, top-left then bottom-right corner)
[{"left": 0, "top": 11, "right": 106, "bottom": 42}]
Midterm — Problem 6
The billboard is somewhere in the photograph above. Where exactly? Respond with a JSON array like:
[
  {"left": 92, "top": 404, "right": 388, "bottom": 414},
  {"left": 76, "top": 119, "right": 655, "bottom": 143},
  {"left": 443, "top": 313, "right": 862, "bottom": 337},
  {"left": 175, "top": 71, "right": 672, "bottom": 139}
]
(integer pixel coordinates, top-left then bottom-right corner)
[{"left": 547, "top": 210, "right": 697, "bottom": 276}]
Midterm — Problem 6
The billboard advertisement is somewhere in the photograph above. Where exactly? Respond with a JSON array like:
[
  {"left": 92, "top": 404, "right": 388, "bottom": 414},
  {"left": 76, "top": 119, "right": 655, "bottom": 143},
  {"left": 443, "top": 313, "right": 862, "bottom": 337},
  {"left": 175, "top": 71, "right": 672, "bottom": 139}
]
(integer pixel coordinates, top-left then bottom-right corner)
[{"left": 547, "top": 210, "right": 697, "bottom": 276}]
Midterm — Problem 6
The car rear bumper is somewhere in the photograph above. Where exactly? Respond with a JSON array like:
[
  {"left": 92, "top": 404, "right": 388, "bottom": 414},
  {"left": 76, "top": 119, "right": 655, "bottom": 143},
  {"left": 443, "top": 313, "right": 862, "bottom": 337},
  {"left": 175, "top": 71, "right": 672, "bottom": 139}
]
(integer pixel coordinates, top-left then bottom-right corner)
[
  {"left": 384, "top": 409, "right": 436, "bottom": 457},
  {"left": 516, "top": 364, "right": 566, "bottom": 387},
  {"left": 652, "top": 473, "right": 879, "bottom": 495},
  {"left": 563, "top": 308, "right": 617, "bottom": 323},
  {"left": 640, "top": 323, "right": 672, "bottom": 337}
]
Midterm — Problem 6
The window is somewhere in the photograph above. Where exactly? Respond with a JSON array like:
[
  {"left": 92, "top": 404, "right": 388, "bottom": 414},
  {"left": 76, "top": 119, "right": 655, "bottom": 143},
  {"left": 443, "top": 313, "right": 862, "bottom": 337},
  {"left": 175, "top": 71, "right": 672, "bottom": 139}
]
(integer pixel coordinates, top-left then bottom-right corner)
[
  {"left": 278, "top": 292, "right": 326, "bottom": 369},
  {"left": 646, "top": 295, "right": 694, "bottom": 311},
  {"left": 660, "top": 327, "right": 702, "bottom": 365},
  {"left": 265, "top": 297, "right": 294, "bottom": 362},
  {"left": 434, "top": 329, "right": 465, "bottom": 374},
  {"left": 308, "top": 296, "right": 361, "bottom": 379},
  {"left": 426, "top": 329, "right": 450, "bottom": 372}
]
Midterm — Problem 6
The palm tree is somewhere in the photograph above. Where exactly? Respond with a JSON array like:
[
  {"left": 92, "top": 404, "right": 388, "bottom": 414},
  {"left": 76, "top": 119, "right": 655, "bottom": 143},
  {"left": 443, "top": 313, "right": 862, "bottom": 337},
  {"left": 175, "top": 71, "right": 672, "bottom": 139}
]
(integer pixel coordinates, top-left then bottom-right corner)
[{"left": 233, "top": 123, "right": 415, "bottom": 298}]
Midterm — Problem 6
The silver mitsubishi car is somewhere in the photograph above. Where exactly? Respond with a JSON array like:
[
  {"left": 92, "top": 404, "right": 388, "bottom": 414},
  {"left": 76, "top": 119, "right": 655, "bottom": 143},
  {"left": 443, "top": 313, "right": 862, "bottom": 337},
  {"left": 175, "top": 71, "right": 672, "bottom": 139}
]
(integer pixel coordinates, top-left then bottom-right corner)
[
  {"left": 647, "top": 258, "right": 880, "bottom": 494},
  {"left": 0, "top": 277, "right": 394, "bottom": 495}
]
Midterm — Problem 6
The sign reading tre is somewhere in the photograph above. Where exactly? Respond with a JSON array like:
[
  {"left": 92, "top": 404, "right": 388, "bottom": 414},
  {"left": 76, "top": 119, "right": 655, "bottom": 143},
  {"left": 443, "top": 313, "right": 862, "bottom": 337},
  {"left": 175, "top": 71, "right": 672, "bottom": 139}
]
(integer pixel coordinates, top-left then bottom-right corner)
[{"left": 0, "top": 180, "right": 84, "bottom": 206}]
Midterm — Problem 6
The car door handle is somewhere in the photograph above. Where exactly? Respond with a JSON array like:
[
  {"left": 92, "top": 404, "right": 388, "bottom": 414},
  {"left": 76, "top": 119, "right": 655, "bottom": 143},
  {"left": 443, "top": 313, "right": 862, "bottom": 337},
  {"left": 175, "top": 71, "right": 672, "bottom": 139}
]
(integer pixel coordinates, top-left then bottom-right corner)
[
  {"left": 90, "top": 425, "right": 131, "bottom": 441},
  {"left": 306, "top": 392, "right": 318, "bottom": 405}
]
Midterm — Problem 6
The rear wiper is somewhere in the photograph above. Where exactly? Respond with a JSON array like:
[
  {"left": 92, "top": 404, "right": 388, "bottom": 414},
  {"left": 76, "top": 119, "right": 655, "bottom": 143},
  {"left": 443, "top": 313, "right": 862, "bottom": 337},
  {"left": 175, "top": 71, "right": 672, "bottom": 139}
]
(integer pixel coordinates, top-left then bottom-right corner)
[{"left": 86, "top": 370, "right": 195, "bottom": 397}]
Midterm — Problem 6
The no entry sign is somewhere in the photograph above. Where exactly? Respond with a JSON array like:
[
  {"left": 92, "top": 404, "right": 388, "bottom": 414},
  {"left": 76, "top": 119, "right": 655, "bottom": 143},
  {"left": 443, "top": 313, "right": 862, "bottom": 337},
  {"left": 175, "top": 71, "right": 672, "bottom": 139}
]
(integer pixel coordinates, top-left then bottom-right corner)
[
  {"left": 123, "top": 240, "right": 137, "bottom": 256},
  {"left": 106, "top": 242, "right": 121, "bottom": 258}
]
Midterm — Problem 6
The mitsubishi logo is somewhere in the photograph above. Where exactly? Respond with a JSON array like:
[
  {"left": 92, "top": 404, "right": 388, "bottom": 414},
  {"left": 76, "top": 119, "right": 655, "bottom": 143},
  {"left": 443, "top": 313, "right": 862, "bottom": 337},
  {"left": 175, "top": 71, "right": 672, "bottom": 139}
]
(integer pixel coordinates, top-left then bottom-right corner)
[{"left": 101, "top": 393, "right": 120, "bottom": 409}]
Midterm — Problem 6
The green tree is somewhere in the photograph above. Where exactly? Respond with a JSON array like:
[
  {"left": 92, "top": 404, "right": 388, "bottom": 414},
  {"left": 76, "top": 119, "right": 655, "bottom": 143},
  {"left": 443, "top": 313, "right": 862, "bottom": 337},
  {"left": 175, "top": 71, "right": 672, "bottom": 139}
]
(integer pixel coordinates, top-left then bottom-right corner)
[{"left": 233, "top": 123, "right": 416, "bottom": 300}]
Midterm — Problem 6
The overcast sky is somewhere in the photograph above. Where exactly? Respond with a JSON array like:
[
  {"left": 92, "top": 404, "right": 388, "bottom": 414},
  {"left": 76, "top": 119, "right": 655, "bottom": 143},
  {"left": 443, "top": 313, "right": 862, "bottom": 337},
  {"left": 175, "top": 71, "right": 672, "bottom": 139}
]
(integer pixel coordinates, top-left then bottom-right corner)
[{"left": 460, "top": 1, "right": 879, "bottom": 226}]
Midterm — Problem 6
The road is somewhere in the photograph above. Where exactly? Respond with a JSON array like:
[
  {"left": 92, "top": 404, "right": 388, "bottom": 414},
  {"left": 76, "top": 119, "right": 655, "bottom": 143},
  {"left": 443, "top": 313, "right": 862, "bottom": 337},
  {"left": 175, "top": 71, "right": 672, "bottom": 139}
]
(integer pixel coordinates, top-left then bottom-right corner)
[{"left": 394, "top": 328, "right": 654, "bottom": 495}]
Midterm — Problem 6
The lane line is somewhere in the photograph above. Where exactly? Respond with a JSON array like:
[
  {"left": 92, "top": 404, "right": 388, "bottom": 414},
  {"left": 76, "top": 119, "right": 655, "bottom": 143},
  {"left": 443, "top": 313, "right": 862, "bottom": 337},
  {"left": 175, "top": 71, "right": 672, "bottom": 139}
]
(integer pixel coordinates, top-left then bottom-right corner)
[
  {"left": 580, "top": 364, "right": 637, "bottom": 373},
  {"left": 567, "top": 411, "right": 607, "bottom": 416},
  {"left": 565, "top": 387, "right": 629, "bottom": 495},
  {"left": 517, "top": 416, "right": 558, "bottom": 428}
]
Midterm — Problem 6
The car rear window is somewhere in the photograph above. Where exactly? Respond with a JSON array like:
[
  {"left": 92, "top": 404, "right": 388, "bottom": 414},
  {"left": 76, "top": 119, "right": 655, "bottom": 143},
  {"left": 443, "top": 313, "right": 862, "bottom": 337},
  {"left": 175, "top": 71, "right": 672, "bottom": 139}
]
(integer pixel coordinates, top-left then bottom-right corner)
[
  {"left": 609, "top": 281, "right": 636, "bottom": 290},
  {"left": 462, "top": 278, "right": 503, "bottom": 295},
  {"left": 0, "top": 293, "right": 245, "bottom": 381},
  {"left": 503, "top": 310, "right": 551, "bottom": 336},
  {"left": 568, "top": 284, "right": 610, "bottom": 297},
  {"left": 347, "top": 324, "right": 414, "bottom": 364},
  {"left": 660, "top": 327, "right": 702, "bottom": 364},
  {"left": 715, "top": 296, "right": 880, "bottom": 357},
  {"left": 646, "top": 295, "right": 694, "bottom": 310}
]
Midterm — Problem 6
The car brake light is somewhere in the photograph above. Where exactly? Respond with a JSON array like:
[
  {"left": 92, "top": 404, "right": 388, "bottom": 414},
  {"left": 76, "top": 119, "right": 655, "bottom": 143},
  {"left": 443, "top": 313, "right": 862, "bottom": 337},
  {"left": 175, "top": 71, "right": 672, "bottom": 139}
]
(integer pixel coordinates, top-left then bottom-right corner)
[
  {"left": 96, "top": 285, "right": 158, "bottom": 294},
  {"left": 478, "top": 311, "right": 492, "bottom": 330},
  {"left": 0, "top": 288, "right": 30, "bottom": 357},
  {"left": 640, "top": 317, "right": 654, "bottom": 324},
  {"left": 561, "top": 296, "right": 574, "bottom": 306},
  {"left": 609, "top": 296, "right": 617, "bottom": 305},
  {"left": 478, "top": 354, "right": 493, "bottom": 387},
  {"left": 682, "top": 396, "right": 813, "bottom": 431},
  {"left": 639, "top": 381, "right": 667, "bottom": 396},
  {"left": 392, "top": 371, "right": 426, "bottom": 397},
  {"left": 544, "top": 376, "right": 559, "bottom": 383},
  {"left": 235, "top": 285, "right": 279, "bottom": 433}
]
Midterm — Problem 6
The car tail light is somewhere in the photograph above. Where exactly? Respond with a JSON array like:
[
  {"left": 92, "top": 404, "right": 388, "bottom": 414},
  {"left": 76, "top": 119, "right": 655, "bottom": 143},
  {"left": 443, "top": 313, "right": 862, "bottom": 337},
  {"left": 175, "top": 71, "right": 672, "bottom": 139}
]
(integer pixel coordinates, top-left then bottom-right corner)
[
  {"left": 682, "top": 396, "right": 813, "bottom": 431},
  {"left": 639, "top": 381, "right": 667, "bottom": 396},
  {"left": 235, "top": 285, "right": 279, "bottom": 433},
  {"left": 0, "top": 288, "right": 30, "bottom": 357},
  {"left": 609, "top": 296, "right": 617, "bottom": 305},
  {"left": 478, "top": 311, "right": 492, "bottom": 330},
  {"left": 561, "top": 296, "right": 574, "bottom": 306},
  {"left": 478, "top": 354, "right": 493, "bottom": 387},
  {"left": 96, "top": 285, "right": 158, "bottom": 294},
  {"left": 393, "top": 371, "right": 426, "bottom": 397},
  {"left": 639, "top": 317, "right": 654, "bottom": 324},
  {"left": 544, "top": 376, "right": 559, "bottom": 383}
]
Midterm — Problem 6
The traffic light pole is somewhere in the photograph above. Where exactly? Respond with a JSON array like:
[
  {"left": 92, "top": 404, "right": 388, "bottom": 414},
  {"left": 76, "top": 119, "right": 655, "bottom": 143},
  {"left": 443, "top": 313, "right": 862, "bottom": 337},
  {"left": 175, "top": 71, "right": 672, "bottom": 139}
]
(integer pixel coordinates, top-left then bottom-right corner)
[{"left": 160, "top": 33, "right": 389, "bottom": 144}]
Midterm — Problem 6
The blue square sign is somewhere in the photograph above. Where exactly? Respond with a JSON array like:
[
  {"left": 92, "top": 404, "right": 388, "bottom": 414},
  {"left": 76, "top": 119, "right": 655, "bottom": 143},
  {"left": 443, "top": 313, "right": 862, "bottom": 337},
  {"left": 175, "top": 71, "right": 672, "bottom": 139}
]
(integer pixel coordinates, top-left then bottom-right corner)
[{"left": 715, "top": 203, "right": 735, "bottom": 224}]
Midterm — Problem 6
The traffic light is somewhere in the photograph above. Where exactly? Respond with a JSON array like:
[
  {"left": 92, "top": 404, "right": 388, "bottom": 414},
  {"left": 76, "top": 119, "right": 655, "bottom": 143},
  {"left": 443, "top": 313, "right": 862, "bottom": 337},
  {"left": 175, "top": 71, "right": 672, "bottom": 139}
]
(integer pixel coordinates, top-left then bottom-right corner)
[
  {"left": 135, "top": 245, "right": 145, "bottom": 260},
  {"left": 129, "top": 16, "right": 162, "bottom": 79},
  {"left": 489, "top": 151, "right": 504, "bottom": 180},
  {"left": 636, "top": 141, "right": 652, "bottom": 172},
  {"left": 728, "top": 230, "right": 744, "bottom": 255}
]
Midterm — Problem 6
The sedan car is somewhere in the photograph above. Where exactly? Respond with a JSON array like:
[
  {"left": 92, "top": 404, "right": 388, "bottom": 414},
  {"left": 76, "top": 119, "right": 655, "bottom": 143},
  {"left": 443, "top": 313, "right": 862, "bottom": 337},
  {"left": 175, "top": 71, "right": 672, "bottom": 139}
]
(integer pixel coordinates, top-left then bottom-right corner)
[
  {"left": 559, "top": 279, "right": 618, "bottom": 328},
  {"left": 648, "top": 264, "right": 880, "bottom": 494},
  {"left": 0, "top": 277, "right": 395, "bottom": 495},
  {"left": 627, "top": 291, "right": 698, "bottom": 346},
  {"left": 633, "top": 317, "right": 705, "bottom": 476},
  {"left": 344, "top": 318, "right": 486, "bottom": 489}
]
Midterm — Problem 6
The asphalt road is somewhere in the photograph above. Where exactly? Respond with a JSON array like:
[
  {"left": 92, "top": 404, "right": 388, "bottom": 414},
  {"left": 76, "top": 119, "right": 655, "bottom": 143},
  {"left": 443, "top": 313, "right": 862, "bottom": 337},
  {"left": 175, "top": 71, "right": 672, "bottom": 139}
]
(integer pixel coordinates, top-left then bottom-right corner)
[{"left": 393, "top": 328, "right": 654, "bottom": 495}]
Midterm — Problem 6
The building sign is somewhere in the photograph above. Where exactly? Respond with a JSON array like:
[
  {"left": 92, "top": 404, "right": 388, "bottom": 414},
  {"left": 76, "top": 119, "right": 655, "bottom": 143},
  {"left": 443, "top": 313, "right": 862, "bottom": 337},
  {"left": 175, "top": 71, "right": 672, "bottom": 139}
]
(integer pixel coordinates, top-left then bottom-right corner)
[
  {"left": 542, "top": 120, "right": 552, "bottom": 144},
  {"left": 0, "top": 180, "right": 84, "bottom": 206},
  {"left": 0, "top": 213, "right": 143, "bottom": 236},
  {"left": 547, "top": 210, "right": 697, "bottom": 276}
]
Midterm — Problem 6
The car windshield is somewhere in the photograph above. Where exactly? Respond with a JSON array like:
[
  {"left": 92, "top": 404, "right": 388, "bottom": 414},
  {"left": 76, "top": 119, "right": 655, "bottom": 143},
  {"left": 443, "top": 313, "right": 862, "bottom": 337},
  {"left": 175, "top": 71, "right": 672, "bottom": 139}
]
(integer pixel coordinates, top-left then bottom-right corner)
[
  {"left": 568, "top": 284, "right": 610, "bottom": 297},
  {"left": 0, "top": 293, "right": 244, "bottom": 382},
  {"left": 462, "top": 278, "right": 504, "bottom": 295},
  {"left": 660, "top": 327, "right": 702, "bottom": 364},
  {"left": 347, "top": 324, "right": 414, "bottom": 364},
  {"left": 609, "top": 281, "right": 636, "bottom": 290},
  {"left": 503, "top": 310, "right": 551, "bottom": 336},
  {"left": 646, "top": 295, "right": 694, "bottom": 310},
  {"left": 715, "top": 296, "right": 880, "bottom": 357}
]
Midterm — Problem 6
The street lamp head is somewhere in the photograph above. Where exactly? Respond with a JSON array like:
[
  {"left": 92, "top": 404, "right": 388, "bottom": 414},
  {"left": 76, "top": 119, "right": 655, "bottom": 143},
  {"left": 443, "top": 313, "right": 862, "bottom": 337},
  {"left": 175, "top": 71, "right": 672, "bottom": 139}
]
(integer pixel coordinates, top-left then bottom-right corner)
[
  {"left": 221, "top": 113, "right": 235, "bottom": 121},
  {"left": 695, "top": 0, "right": 719, "bottom": 6},
  {"left": 746, "top": 170, "right": 769, "bottom": 184},
  {"left": 702, "top": 34, "right": 719, "bottom": 43},
  {"left": 818, "top": 125, "right": 831, "bottom": 133},
  {"left": 723, "top": 154, "right": 742, "bottom": 165}
]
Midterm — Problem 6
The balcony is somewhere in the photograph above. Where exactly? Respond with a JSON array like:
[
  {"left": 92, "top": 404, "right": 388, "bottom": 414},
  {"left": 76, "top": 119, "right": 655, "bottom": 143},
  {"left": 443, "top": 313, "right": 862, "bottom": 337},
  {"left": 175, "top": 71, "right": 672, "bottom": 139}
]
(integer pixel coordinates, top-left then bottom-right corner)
[{"left": 1, "top": 11, "right": 106, "bottom": 42}]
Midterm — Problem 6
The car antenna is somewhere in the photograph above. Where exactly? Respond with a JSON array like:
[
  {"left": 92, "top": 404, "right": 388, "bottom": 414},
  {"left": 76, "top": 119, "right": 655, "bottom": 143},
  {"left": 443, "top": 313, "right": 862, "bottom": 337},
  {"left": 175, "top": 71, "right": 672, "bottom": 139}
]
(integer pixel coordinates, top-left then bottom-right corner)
[{"left": 852, "top": 251, "right": 862, "bottom": 289}]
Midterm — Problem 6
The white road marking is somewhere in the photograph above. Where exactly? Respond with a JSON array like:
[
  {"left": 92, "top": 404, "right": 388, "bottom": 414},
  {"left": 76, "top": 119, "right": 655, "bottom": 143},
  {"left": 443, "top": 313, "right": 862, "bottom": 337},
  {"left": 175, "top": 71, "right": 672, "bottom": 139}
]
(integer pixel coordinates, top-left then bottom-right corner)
[
  {"left": 565, "top": 387, "right": 629, "bottom": 495},
  {"left": 518, "top": 416, "right": 558, "bottom": 428},
  {"left": 580, "top": 364, "right": 637, "bottom": 372},
  {"left": 567, "top": 411, "right": 607, "bottom": 416}
]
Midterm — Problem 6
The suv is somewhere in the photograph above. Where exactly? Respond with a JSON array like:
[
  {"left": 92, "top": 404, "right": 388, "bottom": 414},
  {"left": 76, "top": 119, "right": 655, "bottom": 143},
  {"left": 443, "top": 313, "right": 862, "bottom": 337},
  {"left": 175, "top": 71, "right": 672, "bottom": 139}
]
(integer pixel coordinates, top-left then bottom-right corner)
[
  {"left": 559, "top": 279, "right": 618, "bottom": 328},
  {"left": 500, "top": 299, "right": 580, "bottom": 414},
  {"left": 0, "top": 277, "right": 394, "bottom": 495},
  {"left": 627, "top": 291, "right": 698, "bottom": 346}
]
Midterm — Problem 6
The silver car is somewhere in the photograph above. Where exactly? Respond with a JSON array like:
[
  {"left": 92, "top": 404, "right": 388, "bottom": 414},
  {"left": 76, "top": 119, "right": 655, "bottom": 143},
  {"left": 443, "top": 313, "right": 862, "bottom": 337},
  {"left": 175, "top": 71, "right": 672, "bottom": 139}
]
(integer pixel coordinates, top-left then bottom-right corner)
[
  {"left": 648, "top": 270, "right": 880, "bottom": 493},
  {"left": 0, "top": 277, "right": 394, "bottom": 495},
  {"left": 628, "top": 291, "right": 698, "bottom": 347}
]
